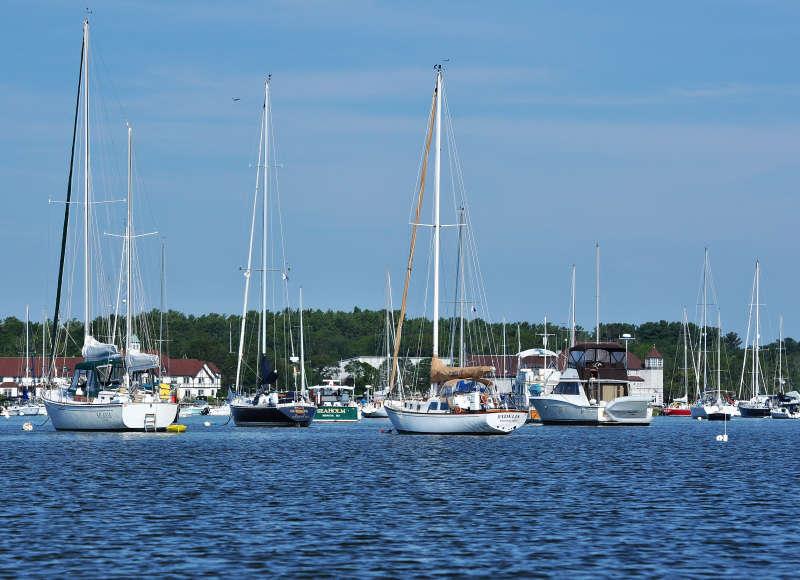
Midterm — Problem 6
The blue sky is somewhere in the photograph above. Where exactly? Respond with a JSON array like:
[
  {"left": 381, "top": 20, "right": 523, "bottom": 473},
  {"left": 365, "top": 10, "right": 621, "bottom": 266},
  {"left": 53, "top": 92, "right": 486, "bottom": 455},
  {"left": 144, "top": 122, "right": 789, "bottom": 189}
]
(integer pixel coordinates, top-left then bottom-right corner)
[{"left": 2, "top": 0, "right": 800, "bottom": 342}]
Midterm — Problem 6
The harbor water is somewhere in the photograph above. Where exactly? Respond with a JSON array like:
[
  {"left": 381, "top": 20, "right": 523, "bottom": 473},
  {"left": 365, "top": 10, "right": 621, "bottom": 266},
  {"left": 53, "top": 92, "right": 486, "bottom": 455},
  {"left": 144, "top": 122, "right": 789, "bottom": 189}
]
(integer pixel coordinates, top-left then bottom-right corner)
[{"left": 1, "top": 416, "right": 799, "bottom": 577}]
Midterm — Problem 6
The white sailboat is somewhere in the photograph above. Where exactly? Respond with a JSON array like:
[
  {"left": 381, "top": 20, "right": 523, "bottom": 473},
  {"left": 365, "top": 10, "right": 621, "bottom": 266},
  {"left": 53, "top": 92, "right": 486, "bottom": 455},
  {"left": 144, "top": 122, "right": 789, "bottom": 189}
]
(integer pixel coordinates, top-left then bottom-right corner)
[
  {"left": 771, "top": 317, "right": 799, "bottom": 419},
  {"left": 43, "top": 21, "right": 178, "bottom": 430},
  {"left": 690, "top": 249, "right": 736, "bottom": 420},
  {"left": 384, "top": 66, "right": 527, "bottom": 435},
  {"left": 738, "top": 261, "right": 774, "bottom": 417},
  {"left": 362, "top": 271, "right": 397, "bottom": 419}
]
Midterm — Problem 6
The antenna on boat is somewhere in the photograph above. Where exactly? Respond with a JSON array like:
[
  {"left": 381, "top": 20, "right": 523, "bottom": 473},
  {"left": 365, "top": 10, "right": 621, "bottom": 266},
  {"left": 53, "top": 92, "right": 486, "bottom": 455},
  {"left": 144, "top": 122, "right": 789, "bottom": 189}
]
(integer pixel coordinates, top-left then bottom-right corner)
[{"left": 595, "top": 243, "right": 600, "bottom": 342}]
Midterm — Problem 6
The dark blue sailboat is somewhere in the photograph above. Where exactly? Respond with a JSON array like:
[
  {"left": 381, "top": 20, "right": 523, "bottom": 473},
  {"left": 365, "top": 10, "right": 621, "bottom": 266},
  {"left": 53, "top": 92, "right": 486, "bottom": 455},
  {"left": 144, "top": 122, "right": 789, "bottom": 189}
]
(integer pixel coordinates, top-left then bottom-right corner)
[
  {"left": 229, "top": 77, "right": 316, "bottom": 428},
  {"left": 231, "top": 355, "right": 315, "bottom": 427}
]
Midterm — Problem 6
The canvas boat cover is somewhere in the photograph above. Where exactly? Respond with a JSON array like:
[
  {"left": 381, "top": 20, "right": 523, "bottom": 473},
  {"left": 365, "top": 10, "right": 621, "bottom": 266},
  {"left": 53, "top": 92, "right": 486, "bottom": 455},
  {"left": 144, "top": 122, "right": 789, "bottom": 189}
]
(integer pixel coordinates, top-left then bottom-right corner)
[
  {"left": 430, "top": 356, "right": 493, "bottom": 385},
  {"left": 82, "top": 335, "right": 119, "bottom": 361}
]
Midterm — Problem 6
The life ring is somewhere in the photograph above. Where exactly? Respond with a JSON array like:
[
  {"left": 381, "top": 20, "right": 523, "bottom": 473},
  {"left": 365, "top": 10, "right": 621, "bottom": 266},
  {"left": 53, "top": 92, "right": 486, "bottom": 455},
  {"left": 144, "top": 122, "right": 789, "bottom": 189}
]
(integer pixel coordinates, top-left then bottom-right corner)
[{"left": 454, "top": 407, "right": 462, "bottom": 414}]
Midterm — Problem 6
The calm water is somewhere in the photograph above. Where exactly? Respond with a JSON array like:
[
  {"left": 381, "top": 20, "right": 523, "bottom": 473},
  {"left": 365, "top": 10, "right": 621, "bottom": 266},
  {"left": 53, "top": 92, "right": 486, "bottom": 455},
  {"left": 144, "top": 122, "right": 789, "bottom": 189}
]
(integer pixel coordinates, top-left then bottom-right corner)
[{"left": 1, "top": 415, "right": 799, "bottom": 578}]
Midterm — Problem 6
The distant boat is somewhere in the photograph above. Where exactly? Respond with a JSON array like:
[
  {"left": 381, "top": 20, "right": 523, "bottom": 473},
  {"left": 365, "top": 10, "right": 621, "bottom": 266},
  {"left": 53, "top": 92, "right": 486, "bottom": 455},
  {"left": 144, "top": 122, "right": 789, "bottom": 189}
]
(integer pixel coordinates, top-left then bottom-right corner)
[
  {"left": 383, "top": 66, "right": 526, "bottom": 435},
  {"left": 663, "top": 308, "right": 692, "bottom": 416},
  {"left": 689, "top": 250, "right": 736, "bottom": 421},
  {"left": 229, "top": 77, "right": 316, "bottom": 428},
  {"left": 42, "top": 20, "right": 178, "bottom": 431},
  {"left": 738, "top": 261, "right": 774, "bottom": 418}
]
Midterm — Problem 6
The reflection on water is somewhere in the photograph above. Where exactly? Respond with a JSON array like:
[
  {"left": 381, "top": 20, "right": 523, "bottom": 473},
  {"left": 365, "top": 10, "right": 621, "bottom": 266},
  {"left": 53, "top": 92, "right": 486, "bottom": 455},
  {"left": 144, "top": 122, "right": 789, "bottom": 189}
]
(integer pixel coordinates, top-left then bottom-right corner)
[{"left": 1, "top": 416, "right": 799, "bottom": 576}]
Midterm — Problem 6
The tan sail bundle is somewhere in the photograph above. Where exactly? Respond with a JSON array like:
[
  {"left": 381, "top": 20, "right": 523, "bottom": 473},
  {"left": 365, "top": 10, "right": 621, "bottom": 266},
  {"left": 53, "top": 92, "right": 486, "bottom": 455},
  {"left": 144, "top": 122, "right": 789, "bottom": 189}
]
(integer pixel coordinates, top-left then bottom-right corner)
[{"left": 430, "top": 356, "right": 493, "bottom": 386}]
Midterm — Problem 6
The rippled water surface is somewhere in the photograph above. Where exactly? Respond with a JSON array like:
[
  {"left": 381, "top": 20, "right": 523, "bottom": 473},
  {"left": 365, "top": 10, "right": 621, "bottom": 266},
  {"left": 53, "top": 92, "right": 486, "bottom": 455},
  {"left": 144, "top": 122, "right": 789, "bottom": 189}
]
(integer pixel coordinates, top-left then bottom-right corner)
[{"left": 2, "top": 415, "right": 799, "bottom": 578}]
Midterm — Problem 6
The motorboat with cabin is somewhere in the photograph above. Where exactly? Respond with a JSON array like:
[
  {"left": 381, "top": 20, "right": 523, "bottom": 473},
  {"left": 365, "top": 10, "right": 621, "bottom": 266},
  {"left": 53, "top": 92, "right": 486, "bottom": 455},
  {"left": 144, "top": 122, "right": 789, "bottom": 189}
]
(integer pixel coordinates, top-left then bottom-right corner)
[
  {"left": 531, "top": 342, "right": 652, "bottom": 426},
  {"left": 309, "top": 380, "right": 361, "bottom": 422}
]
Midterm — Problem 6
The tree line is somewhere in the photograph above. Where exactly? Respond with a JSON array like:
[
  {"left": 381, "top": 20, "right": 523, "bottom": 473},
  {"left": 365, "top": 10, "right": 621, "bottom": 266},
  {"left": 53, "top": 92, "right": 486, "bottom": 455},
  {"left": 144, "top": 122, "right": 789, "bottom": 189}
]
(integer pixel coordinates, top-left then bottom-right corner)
[{"left": 1, "top": 310, "right": 796, "bottom": 400}]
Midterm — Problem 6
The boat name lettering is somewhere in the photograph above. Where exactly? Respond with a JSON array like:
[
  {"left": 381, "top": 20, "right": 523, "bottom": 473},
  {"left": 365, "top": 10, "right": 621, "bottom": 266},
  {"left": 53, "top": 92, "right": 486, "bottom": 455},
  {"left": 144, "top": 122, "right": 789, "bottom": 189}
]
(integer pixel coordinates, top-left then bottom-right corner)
[
  {"left": 96, "top": 411, "right": 112, "bottom": 420},
  {"left": 319, "top": 408, "right": 348, "bottom": 414}
]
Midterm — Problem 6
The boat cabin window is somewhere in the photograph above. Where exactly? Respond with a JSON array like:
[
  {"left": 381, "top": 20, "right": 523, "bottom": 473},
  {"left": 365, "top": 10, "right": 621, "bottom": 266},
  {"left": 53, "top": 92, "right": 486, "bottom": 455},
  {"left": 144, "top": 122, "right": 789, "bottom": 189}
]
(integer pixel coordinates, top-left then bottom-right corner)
[
  {"left": 584, "top": 349, "right": 610, "bottom": 364},
  {"left": 553, "top": 381, "right": 582, "bottom": 396},
  {"left": 610, "top": 351, "right": 626, "bottom": 365},
  {"left": 439, "top": 400, "right": 450, "bottom": 411},
  {"left": 569, "top": 351, "right": 585, "bottom": 367},
  {"left": 429, "top": 401, "right": 439, "bottom": 410}
]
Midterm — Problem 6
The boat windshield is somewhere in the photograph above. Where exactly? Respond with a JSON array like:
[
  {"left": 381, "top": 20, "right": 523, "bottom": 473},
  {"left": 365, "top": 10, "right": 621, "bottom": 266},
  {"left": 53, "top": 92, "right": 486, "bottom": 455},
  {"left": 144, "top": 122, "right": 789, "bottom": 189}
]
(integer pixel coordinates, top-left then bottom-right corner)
[{"left": 553, "top": 381, "right": 582, "bottom": 396}]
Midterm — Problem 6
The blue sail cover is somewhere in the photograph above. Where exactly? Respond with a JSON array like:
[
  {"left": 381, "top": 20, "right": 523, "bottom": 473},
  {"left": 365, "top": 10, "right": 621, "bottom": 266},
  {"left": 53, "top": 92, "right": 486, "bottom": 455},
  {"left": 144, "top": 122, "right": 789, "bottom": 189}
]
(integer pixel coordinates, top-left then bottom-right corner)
[{"left": 259, "top": 354, "right": 278, "bottom": 388}]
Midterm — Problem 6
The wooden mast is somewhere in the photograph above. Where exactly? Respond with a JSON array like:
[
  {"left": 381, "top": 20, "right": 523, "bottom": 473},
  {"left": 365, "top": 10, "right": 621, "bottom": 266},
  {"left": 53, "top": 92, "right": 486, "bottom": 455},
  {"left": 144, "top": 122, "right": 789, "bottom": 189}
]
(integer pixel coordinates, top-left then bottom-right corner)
[{"left": 388, "top": 77, "right": 438, "bottom": 395}]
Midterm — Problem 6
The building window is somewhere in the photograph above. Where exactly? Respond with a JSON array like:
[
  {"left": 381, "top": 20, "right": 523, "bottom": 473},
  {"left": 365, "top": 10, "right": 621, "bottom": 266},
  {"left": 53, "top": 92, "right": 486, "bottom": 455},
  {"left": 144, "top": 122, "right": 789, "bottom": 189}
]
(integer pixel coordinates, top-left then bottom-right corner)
[{"left": 199, "top": 389, "right": 205, "bottom": 396}]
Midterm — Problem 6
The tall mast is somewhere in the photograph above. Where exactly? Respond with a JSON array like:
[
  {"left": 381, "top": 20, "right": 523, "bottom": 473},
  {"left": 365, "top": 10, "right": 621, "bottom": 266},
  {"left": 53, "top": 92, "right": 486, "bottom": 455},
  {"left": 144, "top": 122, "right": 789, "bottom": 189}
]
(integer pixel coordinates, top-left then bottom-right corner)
[
  {"left": 502, "top": 318, "right": 507, "bottom": 380},
  {"left": 595, "top": 243, "right": 600, "bottom": 342},
  {"left": 385, "top": 270, "right": 392, "bottom": 380},
  {"left": 262, "top": 76, "right": 270, "bottom": 359},
  {"left": 125, "top": 124, "right": 132, "bottom": 377},
  {"left": 778, "top": 314, "right": 784, "bottom": 393},
  {"left": 83, "top": 19, "right": 91, "bottom": 338},
  {"left": 432, "top": 65, "right": 442, "bottom": 359},
  {"left": 753, "top": 260, "right": 760, "bottom": 398},
  {"left": 297, "top": 294, "right": 304, "bottom": 395},
  {"left": 702, "top": 248, "right": 708, "bottom": 393},
  {"left": 458, "top": 207, "right": 465, "bottom": 366},
  {"left": 234, "top": 81, "right": 266, "bottom": 393},
  {"left": 25, "top": 304, "right": 30, "bottom": 381},
  {"left": 159, "top": 240, "right": 165, "bottom": 374},
  {"left": 570, "top": 264, "right": 576, "bottom": 348},
  {"left": 41, "top": 309, "right": 47, "bottom": 385},
  {"left": 682, "top": 306, "right": 688, "bottom": 401},
  {"left": 717, "top": 310, "right": 722, "bottom": 400}
]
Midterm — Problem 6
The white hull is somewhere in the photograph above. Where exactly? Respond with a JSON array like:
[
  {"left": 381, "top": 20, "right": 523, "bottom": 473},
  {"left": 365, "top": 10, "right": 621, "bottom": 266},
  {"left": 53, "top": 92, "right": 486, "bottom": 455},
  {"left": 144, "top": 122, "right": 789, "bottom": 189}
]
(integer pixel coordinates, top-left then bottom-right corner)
[
  {"left": 385, "top": 404, "right": 526, "bottom": 434},
  {"left": 362, "top": 401, "right": 395, "bottom": 418},
  {"left": 43, "top": 397, "right": 178, "bottom": 431},
  {"left": 532, "top": 395, "right": 652, "bottom": 425},
  {"left": 208, "top": 405, "right": 230, "bottom": 416}
]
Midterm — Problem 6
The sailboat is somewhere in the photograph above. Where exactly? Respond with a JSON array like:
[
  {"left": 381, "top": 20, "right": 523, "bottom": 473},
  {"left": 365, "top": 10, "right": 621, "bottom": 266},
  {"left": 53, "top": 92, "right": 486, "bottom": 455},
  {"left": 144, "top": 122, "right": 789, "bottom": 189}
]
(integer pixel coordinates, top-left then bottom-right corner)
[
  {"left": 362, "top": 272, "right": 395, "bottom": 419},
  {"left": 663, "top": 307, "right": 693, "bottom": 416},
  {"left": 738, "top": 261, "right": 774, "bottom": 417},
  {"left": 770, "top": 316, "right": 800, "bottom": 419},
  {"left": 230, "top": 77, "right": 316, "bottom": 427},
  {"left": 42, "top": 21, "right": 178, "bottom": 430},
  {"left": 383, "top": 66, "right": 527, "bottom": 435},
  {"left": 690, "top": 249, "right": 736, "bottom": 421}
]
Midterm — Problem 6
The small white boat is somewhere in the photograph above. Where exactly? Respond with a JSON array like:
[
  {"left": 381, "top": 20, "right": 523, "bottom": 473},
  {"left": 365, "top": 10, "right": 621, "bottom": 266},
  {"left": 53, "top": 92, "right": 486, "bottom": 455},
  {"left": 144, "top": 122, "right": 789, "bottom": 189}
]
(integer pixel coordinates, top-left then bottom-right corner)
[
  {"left": 361, "top": 400, "right": 389, "bottom": 418},
  {"left": 179, "top": 402, "right": 210, "bottom": 417},
  {"left": 207, "top": 404, "right": 231, "bottom": 416}
]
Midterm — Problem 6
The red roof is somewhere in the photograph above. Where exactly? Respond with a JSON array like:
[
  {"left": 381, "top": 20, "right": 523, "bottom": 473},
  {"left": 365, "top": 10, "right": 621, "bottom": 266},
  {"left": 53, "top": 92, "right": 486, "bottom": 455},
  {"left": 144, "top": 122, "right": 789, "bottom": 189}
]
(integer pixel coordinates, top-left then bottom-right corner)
[
  {"left": 0, "top": 357, "right": 82, "bottom": 378},
  {"left": 0, "top": 356, "right": 221, "bottom": 379},
  {"left": 646, "top": 347, "right": 663, "bottom": 359}
]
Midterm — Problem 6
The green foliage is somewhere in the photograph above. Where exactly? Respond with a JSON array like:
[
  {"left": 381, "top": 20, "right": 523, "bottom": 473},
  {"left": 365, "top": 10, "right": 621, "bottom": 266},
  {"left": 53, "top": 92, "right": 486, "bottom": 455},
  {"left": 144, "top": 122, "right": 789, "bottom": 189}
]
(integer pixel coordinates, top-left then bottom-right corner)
[{"left": 3, "top": 312, "right": 798, "bottom": 401}]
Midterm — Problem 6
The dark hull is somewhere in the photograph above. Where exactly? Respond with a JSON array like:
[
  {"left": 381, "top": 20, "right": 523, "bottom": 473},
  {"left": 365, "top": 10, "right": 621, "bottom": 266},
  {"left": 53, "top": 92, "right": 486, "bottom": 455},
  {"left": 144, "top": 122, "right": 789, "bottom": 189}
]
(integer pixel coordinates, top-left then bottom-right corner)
[
  {"left": 707, "top": 412, "right": 732, "bottom": 421},
  {"left": 231, "top": 404, "right": 315, "bottom": 427},
  {"left": 738, "top": 406, "right": 771, "bottom": 418}
]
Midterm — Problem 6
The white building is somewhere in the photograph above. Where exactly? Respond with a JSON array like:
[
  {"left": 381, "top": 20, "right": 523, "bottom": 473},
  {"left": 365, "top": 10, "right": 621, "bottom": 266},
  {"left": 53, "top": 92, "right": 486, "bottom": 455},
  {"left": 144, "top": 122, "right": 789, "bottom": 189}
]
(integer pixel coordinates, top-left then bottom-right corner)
[
  {"left": 628, "top": 347, "right": 664, "bottom": 406},
  {"left": 0, "top": 356, "right": 222, "bottom": 401}
]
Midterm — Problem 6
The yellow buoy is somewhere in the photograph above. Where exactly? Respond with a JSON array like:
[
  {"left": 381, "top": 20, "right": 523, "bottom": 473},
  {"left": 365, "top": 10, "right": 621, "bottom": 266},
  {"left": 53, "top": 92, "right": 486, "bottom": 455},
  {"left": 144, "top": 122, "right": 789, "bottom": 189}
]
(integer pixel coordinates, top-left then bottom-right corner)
[{"left": 166, "top": 424, "right": 187, "bottom": 433}]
